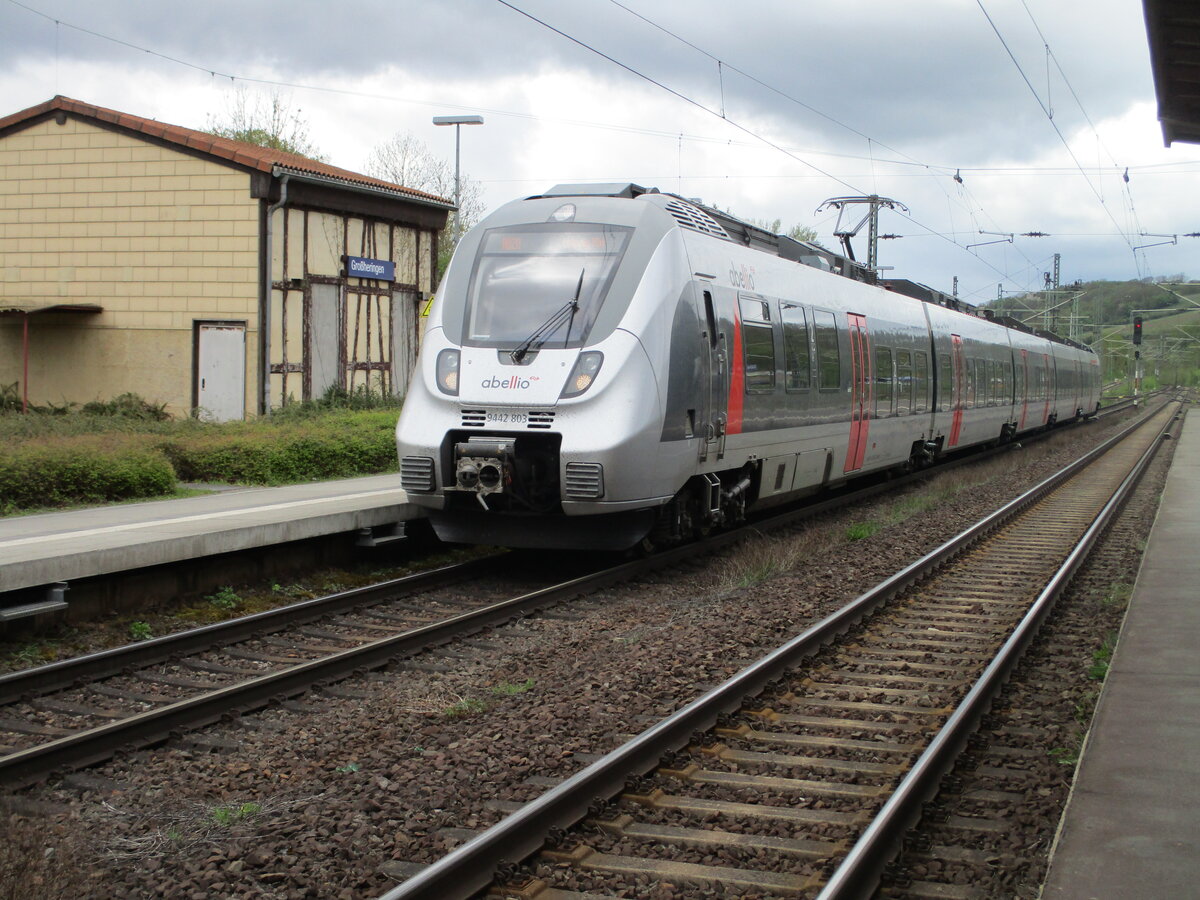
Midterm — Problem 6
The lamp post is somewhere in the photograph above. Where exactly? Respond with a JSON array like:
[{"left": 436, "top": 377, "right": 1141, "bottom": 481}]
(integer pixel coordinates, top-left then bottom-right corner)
[{"left": 432, "top": 114, "right": 484, "bottom": 242}]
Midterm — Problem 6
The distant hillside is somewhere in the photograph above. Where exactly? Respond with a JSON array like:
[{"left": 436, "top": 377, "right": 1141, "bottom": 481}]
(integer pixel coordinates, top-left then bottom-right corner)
[{"left": 982, "top": 277, "right": 1200, "bottom": 346}]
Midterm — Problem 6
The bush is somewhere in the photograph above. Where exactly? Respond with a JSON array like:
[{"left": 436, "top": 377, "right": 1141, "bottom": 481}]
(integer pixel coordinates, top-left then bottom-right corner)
[
  {"left": 0, "top": 436, "right": 177, "bottom": 514},
  {"left": 268, "top": 384, "right": 402, "bottom": 421},
  {"left": 0, "top": 404, "right": 401, "bottom": 513},
  {"left": 81, "top": 392, "right": 171, "bottom": 421},
  {"left": 160, "top": 410, "right": 399, "bottom": 485}
]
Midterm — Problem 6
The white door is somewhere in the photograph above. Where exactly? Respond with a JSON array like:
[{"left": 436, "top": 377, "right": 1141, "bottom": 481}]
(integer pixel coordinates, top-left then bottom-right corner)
[{"left": 196, "top": 322, "right": 246, "bottom": 421}]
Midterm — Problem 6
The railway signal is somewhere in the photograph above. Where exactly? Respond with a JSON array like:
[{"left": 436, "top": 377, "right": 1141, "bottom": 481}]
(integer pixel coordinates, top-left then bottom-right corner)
[{"left": 1133, "top": 316, "right": 1143, "bottom": 345}]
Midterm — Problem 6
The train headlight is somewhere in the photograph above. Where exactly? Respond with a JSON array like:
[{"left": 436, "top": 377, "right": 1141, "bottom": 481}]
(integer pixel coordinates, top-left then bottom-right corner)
[
  {"left": 435, "top": 348, "right": 460, "bottom": 395},
  {"left": 560, "top": 351, "right": 604, "bottom": 399}
]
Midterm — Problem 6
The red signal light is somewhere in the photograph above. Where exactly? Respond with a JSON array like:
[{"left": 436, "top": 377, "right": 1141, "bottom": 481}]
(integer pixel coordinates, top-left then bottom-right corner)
[{"left": 1133, "top": 317, "right": 1143, "bottom": 345}]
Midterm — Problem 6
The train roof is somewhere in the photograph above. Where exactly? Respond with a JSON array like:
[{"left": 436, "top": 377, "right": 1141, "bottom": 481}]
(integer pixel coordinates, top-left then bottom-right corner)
[{"left": 531, "top": 183, "right": 1093, "bottom": 355}]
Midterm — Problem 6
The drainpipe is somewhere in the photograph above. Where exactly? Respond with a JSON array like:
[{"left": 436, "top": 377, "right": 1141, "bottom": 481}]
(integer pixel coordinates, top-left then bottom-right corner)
[
  {"left": 261, "top": 171, "right": 291, "bottom": 415},
  {"left": 21, "top": 312, "right": 29, "bottom": 413}
]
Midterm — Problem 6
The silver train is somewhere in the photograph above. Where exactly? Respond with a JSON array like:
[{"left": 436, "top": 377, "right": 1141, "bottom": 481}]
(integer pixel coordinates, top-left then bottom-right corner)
[{"left": 396, "top": 183, "right": 1101, "bottom": 550}]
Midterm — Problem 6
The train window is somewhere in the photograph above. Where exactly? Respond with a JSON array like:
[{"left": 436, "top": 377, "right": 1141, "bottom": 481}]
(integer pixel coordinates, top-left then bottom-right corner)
[
  {"left": 1016, "top": 357, "right": 1026, "bottom": 401},
  {"left": 937, "top": 353, "right": 952, "bottom": 411},
  {"left": 813, "top": 310, "right": 841, "bottom": 391},
  {"left": 1002, "top": 361, "right": 1013, "bottom": 404},
  {"left": 985, "top": 359, "right": 996, "bottom": 406},
  {"left": 781, "top": 303, "right": 811, "bottom": 391},
  {"left": 914, "top": 351, "right": 929, "bottom": 413},
  {"left": 964, "top": 359, "right": 975, "bottom": 409},
  {"left": 875, "top": 347, "right": 894, "bottom": 416},
  {"left": 743, "top": 323, "right": 776, "bottom": 392},
  {"left": 739, "top": 296, "right": 770, "bottom": 322},
  {"left": 463, "top": 223, "right": 633, "bottom": 348},
  {"left": 896, "top": 350, "right": 913, "bottom": 415},
  {"left": 703, "top": 291, "right": 718, "bottom": 349}
]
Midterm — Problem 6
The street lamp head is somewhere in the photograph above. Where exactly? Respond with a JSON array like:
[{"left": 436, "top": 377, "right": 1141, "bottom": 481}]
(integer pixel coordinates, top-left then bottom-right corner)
[{"left": 433, "top": 115, "right": 484, "bottom": 126}]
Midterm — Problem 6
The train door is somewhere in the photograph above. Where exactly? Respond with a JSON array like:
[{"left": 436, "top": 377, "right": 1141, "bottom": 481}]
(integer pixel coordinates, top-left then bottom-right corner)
[
  {"left": 1042, "top": 353, "right": 1053, "bottom": 424},
  {"left": 843, "top": 313, "right": 871, "bottom": 472},
  {"left": 700, "top": 289, "right": 727, "bottom": 461},
  {"left": 1017, "top": 349, "right": 1029, "bottom": 430},
  {"left": 1071, "top": 357, "right": 1082, "bottom": 416},
  {"left": 947, "top": 334, "right": 965, "bottom": 447}
]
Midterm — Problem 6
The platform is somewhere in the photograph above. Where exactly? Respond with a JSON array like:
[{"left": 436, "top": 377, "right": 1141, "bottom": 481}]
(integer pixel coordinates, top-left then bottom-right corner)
[
  {"left": 0, "top": 475, "right": 419, "bottom": 598},
  {"left": 1040, "top": 405, "right": 1198, "bottom": 898}
]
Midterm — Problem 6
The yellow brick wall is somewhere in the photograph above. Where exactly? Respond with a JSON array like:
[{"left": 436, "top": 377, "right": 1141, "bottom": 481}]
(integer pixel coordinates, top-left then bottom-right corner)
[{"left": 0, "top": 117, "right": 260, "bottom": 416}]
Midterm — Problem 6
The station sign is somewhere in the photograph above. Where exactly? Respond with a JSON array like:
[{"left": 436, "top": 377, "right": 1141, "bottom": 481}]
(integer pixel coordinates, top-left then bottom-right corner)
[{"left": 345, "top": 255, "right": 395, "bottom": 281}]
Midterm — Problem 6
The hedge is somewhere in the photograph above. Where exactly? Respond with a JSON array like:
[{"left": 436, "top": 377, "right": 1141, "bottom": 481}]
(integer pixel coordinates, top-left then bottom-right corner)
[
  {"left": 161, "top": 416, "right": 399, "bottom": 485},
  {"left": 0, "top": 436, "right": 177, "bottom": 514},
  {"left": 0, "top": 409, "right": 402, "bottom": 513}
]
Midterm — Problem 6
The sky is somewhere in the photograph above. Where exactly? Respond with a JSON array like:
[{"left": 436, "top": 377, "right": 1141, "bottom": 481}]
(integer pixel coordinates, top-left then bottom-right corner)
[{"left": 2, "top": 0, "right": 1198, "bottom": 306}]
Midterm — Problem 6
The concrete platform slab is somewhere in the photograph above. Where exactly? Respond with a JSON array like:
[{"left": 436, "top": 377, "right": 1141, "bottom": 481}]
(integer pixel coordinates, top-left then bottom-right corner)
[
  {"left": 0, "top": 474, "right": 419, "bottom": 594},
  {"left": 1041, "top": 406, "right": 1200, "bottom": 898}
]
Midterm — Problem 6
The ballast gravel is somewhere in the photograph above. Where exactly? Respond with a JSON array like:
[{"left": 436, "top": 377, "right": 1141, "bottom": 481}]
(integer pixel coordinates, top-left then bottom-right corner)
[{"left": 0, "top": 410, "right": 1160, "bottom": 899}]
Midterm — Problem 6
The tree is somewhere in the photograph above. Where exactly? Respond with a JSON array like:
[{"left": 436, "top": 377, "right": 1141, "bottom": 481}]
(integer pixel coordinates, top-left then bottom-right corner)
[
  {"left": 366, "top": 132, "right": 485, "bottom": 276},
  {"left": 749, "top": 218, "right": 824, "bottom": 247},
  {"left": 206, "top": 87, "right": 327, "bottom": 161}
]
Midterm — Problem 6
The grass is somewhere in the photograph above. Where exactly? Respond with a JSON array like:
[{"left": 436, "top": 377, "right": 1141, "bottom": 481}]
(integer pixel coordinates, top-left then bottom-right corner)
[
  {"left": 1100, "top": 582, "right": 1134, "bottom": 610},
  {"left": 210, "top": 802, "right": 262, "bottom": 827},
  {"left": 492, "top": 678, "right": 535, "bottom": 696},
  {"left": 443, "top": 697, "right": 487, "bottom": 718},
  {"left": 206, "top": 586, "right": 241, "bottom": 611},
  {"left": 99, "top": 795, "right": 309, "bottom": 860},
  {"left": 1049, "top": 745, "right": 1081, "bottom": 767},
  {"left": 844, "top": 521, "right": 881, "bottom": 541},
  {"left": 1088, "top": 631, "right": 1119, "bottom": 681}
]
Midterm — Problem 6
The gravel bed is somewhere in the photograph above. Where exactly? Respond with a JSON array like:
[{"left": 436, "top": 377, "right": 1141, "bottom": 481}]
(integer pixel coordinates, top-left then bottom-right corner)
[
  {"left": 0, "top": 410, "right": 1160, "bottom": 898},
  {"left": 881, "top": 411, "right": 1178, "bottom": 899}
]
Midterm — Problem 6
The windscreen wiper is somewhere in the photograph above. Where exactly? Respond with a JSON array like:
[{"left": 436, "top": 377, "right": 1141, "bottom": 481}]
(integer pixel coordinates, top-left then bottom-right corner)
[{"left": 509, "top": 268, "right": 585, "bottom": 364}]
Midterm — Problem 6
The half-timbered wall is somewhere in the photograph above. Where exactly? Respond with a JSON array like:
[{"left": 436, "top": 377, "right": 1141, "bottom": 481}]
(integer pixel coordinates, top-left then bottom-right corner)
[{"left": 267, "top": 206, "right": 434, "bottom": 408}]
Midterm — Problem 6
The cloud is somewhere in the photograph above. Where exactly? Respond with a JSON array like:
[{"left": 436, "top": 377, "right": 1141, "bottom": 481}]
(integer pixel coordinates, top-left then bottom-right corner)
[{"left": 1, "top": 0, "right": 1196, "bottom": 289}]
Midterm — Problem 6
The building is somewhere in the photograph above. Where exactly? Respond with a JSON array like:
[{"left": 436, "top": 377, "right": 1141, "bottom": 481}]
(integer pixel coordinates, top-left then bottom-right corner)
[
  {"left": 0, "top": 96, "right": 453, "bottom": 419},
  {"left": 1143, "top": 0, "right": 1200, "bottom": 146}
]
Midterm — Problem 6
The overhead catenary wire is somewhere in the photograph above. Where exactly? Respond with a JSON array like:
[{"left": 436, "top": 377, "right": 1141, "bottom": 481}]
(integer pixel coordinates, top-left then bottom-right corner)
[
  {"left": 4, "top": 0, "right": 1189, "bottom": 293},
  {"left": 975, "top": 0, "right": 1143, "bottom": 275},
  {"left": 496, "top": 0, "right": 1045, "bottom": 294}
]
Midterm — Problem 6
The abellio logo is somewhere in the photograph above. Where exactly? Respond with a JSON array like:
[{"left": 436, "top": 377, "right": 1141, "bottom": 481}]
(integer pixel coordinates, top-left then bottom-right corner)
[{"left": 482, "top": 375, "right": 533, "bottom": 390}]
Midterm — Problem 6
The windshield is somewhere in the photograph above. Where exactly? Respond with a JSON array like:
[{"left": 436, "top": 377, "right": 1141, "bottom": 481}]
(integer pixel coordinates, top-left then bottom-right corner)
[{"left": 462, "top": 223, "right": 632, "bottom": 348}]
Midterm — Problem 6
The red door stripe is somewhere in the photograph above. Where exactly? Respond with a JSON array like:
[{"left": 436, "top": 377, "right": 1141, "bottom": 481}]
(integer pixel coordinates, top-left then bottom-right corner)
[
  {"left": 844, "top": 314, "right": 871, "bottom": 472},
  {"left": 948, "top": 334, "right": 964, "bottom": 447},
  {"left": 727, "top": 313, "right": 744, "bottom": 435}
]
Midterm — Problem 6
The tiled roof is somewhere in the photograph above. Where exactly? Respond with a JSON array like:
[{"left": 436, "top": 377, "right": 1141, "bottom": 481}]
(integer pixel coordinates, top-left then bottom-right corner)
[{"left": 0, "top": 95, "right": 454, "bottom": 207}]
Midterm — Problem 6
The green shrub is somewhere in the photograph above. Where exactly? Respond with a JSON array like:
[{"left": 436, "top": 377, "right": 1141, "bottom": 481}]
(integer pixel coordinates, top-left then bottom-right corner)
[
  {"left": 0, "top": 406, "right": 401, "bottom": 512},
  {"left": 268, "top": 384, "right": 402, "bottom": 420},
  {"left": 80, "top": 392, "right": 171, "bottom": 421},
  {"left": 0, "top": 436, "right": 177, "bottom": 513},
  {"left": 161, "top": 411, "right": 398, "bottom": 485}
]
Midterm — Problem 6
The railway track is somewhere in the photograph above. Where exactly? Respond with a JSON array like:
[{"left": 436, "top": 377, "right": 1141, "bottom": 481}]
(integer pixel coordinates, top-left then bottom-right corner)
[
  {"left": 0, "top": 404, "right": 1154, "bottom": 795},
  {"left": 386, "top": 400, "right": 1180, "bottom": 900},
  {"left": 0, "top": 554, "right": 614, "bottom": 788}
]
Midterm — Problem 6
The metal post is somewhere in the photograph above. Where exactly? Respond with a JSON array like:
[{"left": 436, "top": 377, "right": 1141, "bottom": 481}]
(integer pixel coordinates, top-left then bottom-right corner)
[
  {"left": 867, "top": 196, "right": 880, "bottom": 272},
  {"left": 21, "top": 312, "right": 29, "bottom": 414},
  {"left": 452, "top": 123, "right": 461, "bottom": 239},
  {"left": 433, "top": 115, "right": 484, "bottom": 246}
]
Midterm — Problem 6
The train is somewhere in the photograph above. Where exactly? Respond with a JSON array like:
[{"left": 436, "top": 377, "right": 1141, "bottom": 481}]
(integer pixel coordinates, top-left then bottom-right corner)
[{"left": 396, "top": 183, "right": 1101, "bottom": 550}]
